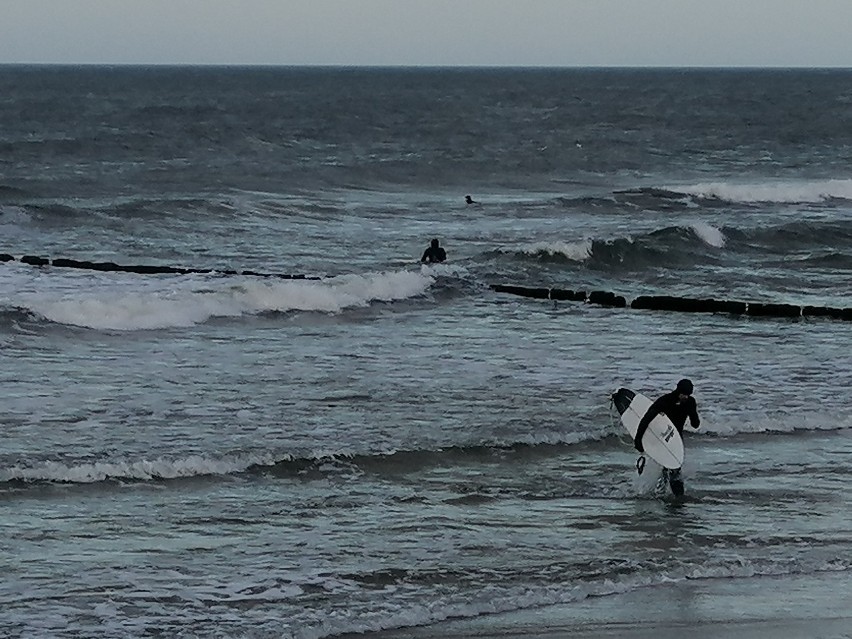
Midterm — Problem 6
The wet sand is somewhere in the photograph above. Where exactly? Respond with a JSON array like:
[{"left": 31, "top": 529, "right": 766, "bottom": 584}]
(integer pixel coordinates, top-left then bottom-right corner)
[{"left": 364, "top": 571, "right": 851, "bottom": 639}]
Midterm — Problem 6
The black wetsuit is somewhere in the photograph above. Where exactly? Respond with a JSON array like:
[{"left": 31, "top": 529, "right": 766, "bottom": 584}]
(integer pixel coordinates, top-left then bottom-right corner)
[
  {"left": 421, "top": 246, "right": 446, "bottom": 263},
  {"left": 635, "top": 390, "right": 699, "bottom": 496},
  {"left": 634, "top": 390, "right": 700, "bottom": 451}
]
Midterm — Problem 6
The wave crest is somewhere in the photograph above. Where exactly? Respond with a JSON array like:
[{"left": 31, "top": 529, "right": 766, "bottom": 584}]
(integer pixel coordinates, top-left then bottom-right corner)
[
  {"left": 668, "top": 178, "right": 852, "bottom": 204},
  {"left": 13, "top": 269, "right": 435, "bottom": 331}
]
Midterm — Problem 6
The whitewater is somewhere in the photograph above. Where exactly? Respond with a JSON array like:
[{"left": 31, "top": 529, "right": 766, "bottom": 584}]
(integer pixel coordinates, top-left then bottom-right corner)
[{"left": 1, "top": 66, "right": 850, "bottom": 639}]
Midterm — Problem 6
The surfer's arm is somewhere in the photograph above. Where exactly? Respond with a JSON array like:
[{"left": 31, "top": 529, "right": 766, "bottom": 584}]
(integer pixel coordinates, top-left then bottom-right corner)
[
  {"left": 634, "top": 401, "right": 662, "bottom": 451},
  {"left": 688, "top": 399, "right": 700, "bottom": 429}
]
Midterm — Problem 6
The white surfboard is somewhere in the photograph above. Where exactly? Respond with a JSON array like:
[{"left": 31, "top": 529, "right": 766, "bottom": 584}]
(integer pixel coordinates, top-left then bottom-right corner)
[{"left": 612, "top": 388, "right": 684, "bottom": 469}]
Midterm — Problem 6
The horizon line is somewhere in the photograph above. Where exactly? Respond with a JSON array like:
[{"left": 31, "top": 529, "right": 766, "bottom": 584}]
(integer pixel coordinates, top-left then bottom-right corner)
[{"left": 2, "top": 62, "right": 852, "bottom": 70}]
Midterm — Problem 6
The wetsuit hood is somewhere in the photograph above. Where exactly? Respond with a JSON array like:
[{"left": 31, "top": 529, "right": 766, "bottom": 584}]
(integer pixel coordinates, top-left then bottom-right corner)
[{"left": 676, "top": 379, "right": 694, "bottom": 395}]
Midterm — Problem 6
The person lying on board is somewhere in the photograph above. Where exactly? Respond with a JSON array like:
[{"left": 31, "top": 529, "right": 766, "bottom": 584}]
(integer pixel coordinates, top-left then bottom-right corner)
[{"left": 421, "top": 238, "right": 447, "bottom": 264}]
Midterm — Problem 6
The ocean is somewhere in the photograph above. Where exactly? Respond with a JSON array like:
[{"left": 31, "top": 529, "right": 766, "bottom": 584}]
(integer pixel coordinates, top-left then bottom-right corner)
[{"left": 1, "top": 66, "right": 850, "bottom": 638}]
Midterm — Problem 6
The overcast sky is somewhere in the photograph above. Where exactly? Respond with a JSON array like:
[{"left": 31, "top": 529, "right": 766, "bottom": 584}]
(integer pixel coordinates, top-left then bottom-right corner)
[{"left": 3, "top": 0, "right": 852, "bottom": 67}]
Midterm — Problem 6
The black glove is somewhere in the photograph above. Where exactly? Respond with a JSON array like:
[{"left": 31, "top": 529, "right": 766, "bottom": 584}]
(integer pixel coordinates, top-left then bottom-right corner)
[{"left": 634, "top": 435, "right": 644, "bottom": 453}]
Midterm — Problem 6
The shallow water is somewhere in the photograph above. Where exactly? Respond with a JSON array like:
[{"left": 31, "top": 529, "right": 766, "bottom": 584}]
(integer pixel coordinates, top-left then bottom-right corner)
[{"left": 1, "top": 67, "right": 851, "bottom": 638}]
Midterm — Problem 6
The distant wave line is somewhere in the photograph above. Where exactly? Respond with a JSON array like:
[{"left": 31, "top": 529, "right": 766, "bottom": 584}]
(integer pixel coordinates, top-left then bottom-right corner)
[
  {"left": 5, "top": 252, "right": 851, "bottom": 323},
  {"left": 3, "top": 422, "right": 847, "bottom": 489}
]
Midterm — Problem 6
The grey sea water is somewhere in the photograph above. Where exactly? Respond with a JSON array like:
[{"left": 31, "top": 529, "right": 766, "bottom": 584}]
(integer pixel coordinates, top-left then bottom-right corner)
[{"left": 1, "top": 67, "right": 851, "bottom": 638}]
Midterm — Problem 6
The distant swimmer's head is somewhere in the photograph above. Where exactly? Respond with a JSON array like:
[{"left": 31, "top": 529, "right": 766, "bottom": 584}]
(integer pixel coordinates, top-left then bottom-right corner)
[
  {"left": 676, "top": 379, "right": 694, "bottom": 396},
  {"left": 431, "top": 238, "right": 440, "bottom": 248}
]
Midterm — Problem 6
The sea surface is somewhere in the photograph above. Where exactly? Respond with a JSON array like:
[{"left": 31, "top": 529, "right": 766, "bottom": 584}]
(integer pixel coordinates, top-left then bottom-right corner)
[{"left": 1, "top": 66, "right": 851, "bottom": 638}]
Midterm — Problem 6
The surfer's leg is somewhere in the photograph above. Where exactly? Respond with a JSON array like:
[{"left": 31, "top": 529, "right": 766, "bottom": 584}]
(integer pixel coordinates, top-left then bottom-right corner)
[
  {"left": 669, "top": 467, "right": 685, "bottom": 497},
  {"left": 654, "top": 469, "right": 669, "bottom": 496}
]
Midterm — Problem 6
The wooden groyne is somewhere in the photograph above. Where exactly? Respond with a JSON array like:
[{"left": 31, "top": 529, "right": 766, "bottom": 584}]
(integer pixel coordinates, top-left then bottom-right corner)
[
  {"left": 1, "top": 253, "right": 318, "bottom": 280},
  {"left": 490, "top": 284, "right": 852, "bottom": 321}
]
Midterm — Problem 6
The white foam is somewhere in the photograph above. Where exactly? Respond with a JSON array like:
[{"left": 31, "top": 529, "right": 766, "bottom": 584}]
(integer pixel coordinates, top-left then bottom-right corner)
[
  {"left": 293, "top": 559, "right": 852, "bottom": 639},
  {"left": 2, "top": 520, "right": 848, "bottom": 639},
  {"left": 0, "top": 206, "right": 34, "bottom": 242},
  {"left": 702, "top": 411, "right": 850, "bottom": 436},
  {"left": 690, "top": 221, "right": 726, "bottom": 248},
  {"left": 0, "top": 205, "right": 33, "bottom": 226},
  {"left": 3, "top": 452, "right": 276, "bottom": 483},
  {"left": 520, "top": 240, "right": 593, "bottom": 262},
  {"left": 420, "top": 262, "right": 469, "bottom": 277},
  {"left": 671, "top": 178, "right": 852, "bottom": 203},
  {"left": 16, "top": 269, "right": 435, "bottom": 330}
]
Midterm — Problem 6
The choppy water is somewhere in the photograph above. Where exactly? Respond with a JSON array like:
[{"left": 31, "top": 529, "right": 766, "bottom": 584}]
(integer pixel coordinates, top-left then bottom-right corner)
[{"left": 1, "top": 67, "right": 851, "bottom": 638}]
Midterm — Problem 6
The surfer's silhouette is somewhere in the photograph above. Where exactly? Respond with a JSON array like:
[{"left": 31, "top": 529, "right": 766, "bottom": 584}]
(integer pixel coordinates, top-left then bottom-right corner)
[
  {"left": 634, "top": 378, "right": 700, "bottom": 496},
  {"left": 464, "top": 195, "right": 478, "bottom": 205},
  {"left": 421, "top": 238, "right": 447, "bottom": 264}
]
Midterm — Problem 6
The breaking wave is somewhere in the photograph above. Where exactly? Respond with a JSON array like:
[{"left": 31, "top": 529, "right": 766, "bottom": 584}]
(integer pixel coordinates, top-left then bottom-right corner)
[
  {"left": 665, "top": 178, "right": 852, "bottom": 204},
  {"left": 6, "top": 269, "right": 436, "bottom": 331},
  {"left": 3, "top": 414, "right": 845, "bottom": 488}
]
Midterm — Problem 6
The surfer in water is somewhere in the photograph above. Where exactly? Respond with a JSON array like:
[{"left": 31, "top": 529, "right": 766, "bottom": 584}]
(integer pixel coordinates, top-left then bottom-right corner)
[
  {"left": 421, "top": 238, "right": 447, "bottom": 264},
  {"left": 634, "top": 378, "right": 700, "bottom": 495}
]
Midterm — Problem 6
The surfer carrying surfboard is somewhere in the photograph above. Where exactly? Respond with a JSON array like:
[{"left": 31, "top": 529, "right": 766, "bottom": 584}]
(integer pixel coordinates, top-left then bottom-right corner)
[
  {"left": 633, "top": 379, "right": 700, "bottom": 453},
  {"left": 634, "top": 379, "right": 700, "bottom": 495}
]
